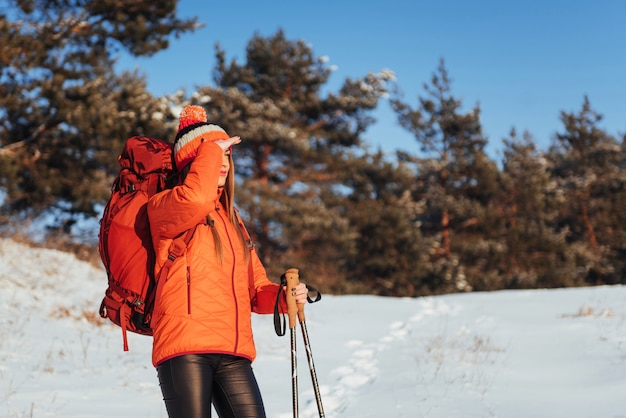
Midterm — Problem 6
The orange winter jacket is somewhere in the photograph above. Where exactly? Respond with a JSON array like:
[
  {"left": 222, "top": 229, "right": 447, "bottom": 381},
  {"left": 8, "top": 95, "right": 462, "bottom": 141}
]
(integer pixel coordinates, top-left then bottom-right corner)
[{"left": 147, "top": 141, "right": 282, "bottom": 367}]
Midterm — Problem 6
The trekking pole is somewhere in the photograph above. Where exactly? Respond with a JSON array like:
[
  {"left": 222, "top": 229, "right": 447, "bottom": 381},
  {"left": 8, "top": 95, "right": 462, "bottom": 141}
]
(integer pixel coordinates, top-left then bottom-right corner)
[
  {"left": 285, "top": 268, "right": 300, "bottom": 418},
  {"left": 285, "top": 268, "right": 325, "bottom": 418}
]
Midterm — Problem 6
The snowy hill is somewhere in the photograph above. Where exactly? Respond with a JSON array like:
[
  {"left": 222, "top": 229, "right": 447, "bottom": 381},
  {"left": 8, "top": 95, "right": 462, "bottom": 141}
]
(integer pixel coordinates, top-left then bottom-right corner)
[{"left": 1, "top": 237, "right": 625, "bottom": 418}]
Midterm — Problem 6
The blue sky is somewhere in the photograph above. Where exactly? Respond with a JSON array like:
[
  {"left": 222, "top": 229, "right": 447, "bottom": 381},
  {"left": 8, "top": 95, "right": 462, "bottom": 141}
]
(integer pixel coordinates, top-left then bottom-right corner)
[{"left": 117, "top": 0, "right": 626, "bottom": 160}]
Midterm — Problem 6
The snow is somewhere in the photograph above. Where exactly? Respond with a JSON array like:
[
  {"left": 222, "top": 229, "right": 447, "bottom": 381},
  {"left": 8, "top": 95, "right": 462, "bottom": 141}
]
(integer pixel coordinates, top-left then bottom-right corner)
[{"left": 1, "top": 237, "right": 626, "bottom": 418}]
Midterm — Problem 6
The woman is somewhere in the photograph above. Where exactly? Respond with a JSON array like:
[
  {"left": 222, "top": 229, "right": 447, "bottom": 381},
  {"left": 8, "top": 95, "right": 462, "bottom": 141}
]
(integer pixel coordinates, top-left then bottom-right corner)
[{"left": 147, "top": 105, "right": 308, "bottom": 418}]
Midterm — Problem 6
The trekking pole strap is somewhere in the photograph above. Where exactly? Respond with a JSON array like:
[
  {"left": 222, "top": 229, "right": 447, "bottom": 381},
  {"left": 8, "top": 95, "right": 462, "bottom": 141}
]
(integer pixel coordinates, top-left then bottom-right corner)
[
  {"left": 274, "top": 276, "right": 287, "bottom": 336},
  {"left": 273, "top": 269, "right": 322, "bottom": 336},
  {"left": 305, "top": 284, "right": 322, "bottom": 303}
]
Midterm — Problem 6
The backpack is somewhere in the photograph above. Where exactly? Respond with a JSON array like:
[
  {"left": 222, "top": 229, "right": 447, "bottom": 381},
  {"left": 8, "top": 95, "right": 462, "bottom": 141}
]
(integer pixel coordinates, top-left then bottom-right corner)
[
  {"left": 98, "top": 135, "right": 193, "bottom": 351},
  {"left": 99, "top": 135, "right": 260, "bottom": 351}
]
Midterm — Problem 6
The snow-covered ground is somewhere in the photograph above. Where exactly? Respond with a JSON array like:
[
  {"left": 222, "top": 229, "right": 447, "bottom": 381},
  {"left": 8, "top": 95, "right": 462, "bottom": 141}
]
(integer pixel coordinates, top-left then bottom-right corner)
[{"left": 1, "top": 237, "right": 625, "bottom": 418}]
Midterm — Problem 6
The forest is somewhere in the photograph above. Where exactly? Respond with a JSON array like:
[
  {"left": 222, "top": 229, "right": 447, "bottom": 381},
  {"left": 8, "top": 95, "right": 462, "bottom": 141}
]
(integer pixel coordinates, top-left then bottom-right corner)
[{"left": 1, "top": 0, "right": 625, "bottom": 297}]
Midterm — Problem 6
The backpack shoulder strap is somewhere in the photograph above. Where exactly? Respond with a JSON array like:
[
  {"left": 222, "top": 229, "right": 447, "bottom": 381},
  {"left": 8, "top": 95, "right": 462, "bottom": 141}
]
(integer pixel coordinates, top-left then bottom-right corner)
[
  {"left": 234, "top": 210, "right": 257, "bottom": 303},
  {"left": 143, "top": 225, "right": 200, "bottom": 316}
]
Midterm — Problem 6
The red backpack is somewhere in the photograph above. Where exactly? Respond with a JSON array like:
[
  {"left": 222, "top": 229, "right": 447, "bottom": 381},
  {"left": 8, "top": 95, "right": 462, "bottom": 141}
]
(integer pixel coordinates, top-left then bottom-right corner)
[{"left": 98, "top": 136, "right": 194, "bottom": 351}]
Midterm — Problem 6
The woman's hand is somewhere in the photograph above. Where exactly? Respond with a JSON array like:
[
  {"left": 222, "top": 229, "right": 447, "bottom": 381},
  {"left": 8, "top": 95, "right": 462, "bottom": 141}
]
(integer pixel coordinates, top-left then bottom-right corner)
[
  {"left": 215, "top": 136, "right": 241, "bottom": 151},
  {"left": 288, "top": 282, "right": 308, "bottom": 304}
]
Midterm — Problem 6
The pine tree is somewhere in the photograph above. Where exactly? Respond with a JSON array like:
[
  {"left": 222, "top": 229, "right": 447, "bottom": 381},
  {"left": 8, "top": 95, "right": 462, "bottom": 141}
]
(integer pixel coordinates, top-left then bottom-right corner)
[
  {"left": 496, "top": 129, "right": 584, "bottom": 288},
  {"left": 190, "top": 29, "right": 393, "bottom": 286},
  {"left": 335, "top": 150, "right": 428, "bottom": 295},
  {"left": 0, "top": 0, "right": 196, "bottom": 226},
  {"left": 390, "top": 59, "right": 499, "bottom": 293},
  {"left": 548, "top": 96, "right": 624, "bottom": 284}
]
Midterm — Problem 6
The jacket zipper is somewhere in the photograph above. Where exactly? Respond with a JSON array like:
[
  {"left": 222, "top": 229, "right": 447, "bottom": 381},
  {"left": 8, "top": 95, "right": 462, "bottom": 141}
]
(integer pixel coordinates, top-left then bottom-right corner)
[
  {"left": 186, "top": 265, "right": 191, "bottom": 315},
  {"left": 216, "top": 207, "right": 239, "bottom": 353}
]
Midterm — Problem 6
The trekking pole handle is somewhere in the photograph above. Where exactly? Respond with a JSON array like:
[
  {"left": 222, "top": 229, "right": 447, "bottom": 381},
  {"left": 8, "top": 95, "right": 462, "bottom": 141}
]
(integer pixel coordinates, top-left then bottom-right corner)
[{"left": 285, "top": 268, "right": 305, "bottom": 328}]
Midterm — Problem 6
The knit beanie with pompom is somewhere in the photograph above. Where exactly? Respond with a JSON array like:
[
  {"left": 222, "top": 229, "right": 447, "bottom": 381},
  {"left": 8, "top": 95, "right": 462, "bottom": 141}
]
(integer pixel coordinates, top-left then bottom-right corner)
[{"left": 173, "top": 105, "right": 230, "bottom": 171}]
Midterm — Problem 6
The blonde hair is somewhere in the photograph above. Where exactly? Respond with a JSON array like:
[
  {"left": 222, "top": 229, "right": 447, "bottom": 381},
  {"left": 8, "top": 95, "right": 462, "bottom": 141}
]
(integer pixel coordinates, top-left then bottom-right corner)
[{"left": 181, "top": 152, "right": 249, "bottom": 264}]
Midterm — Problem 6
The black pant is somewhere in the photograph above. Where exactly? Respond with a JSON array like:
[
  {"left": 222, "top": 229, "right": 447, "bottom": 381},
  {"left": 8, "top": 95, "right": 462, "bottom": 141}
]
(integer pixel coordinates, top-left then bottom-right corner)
[{"left": 157, "top": 354, "right": 267, "bottom": 418}]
